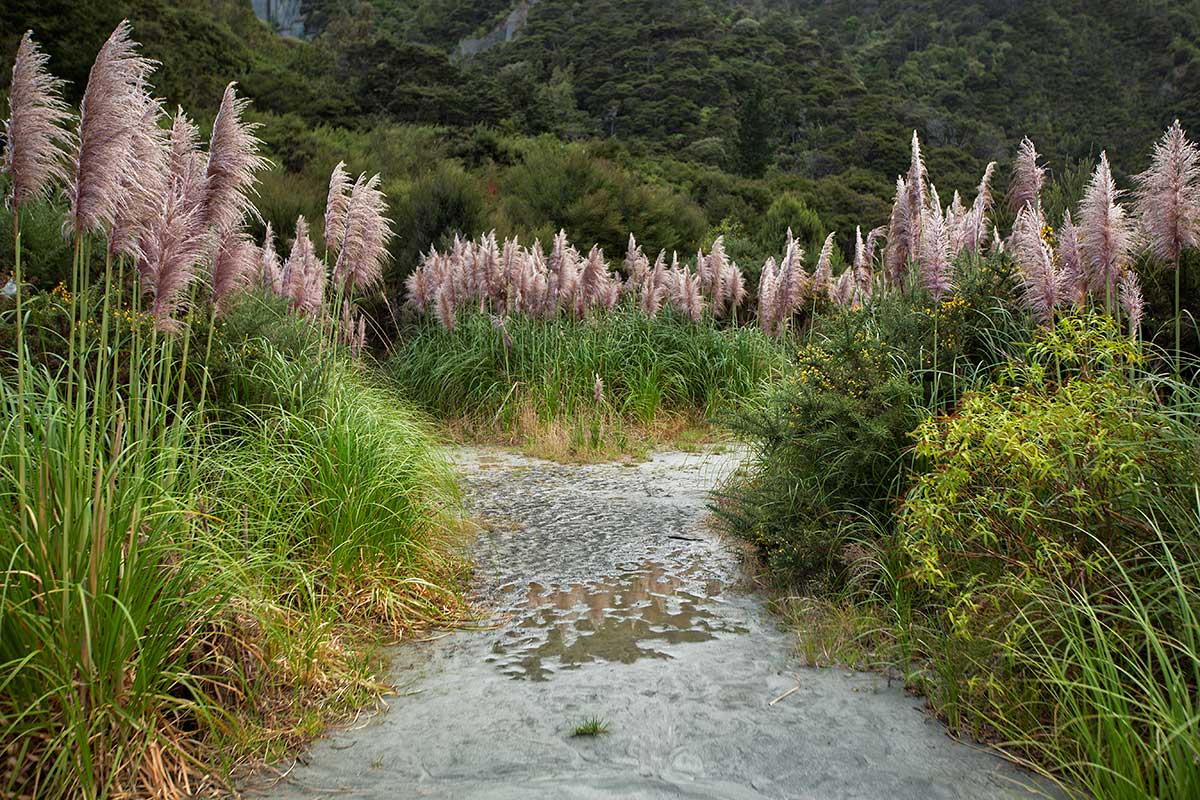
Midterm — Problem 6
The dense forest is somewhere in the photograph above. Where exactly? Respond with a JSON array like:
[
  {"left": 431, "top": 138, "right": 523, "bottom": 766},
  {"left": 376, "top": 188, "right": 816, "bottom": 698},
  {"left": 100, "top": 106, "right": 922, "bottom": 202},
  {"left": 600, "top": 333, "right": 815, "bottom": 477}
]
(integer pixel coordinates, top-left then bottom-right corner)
[{"left": 3, "top": 0, "right": 1198, "bottom": 304}]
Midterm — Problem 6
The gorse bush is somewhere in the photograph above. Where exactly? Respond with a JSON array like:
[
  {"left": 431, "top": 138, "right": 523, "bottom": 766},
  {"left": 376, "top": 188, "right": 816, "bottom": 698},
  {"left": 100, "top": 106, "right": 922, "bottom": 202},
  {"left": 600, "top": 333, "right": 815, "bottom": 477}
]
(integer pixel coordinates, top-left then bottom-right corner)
[{"left": 716, "top": 312, "right": 922, "bottom": 590}]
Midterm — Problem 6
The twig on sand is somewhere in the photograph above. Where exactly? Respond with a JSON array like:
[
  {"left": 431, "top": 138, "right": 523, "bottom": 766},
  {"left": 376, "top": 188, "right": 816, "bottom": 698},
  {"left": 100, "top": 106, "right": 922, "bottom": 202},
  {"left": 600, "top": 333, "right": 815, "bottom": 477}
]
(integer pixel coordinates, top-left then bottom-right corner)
[{"left": 768, "top": 685, "right": 800, "bottom": 706}]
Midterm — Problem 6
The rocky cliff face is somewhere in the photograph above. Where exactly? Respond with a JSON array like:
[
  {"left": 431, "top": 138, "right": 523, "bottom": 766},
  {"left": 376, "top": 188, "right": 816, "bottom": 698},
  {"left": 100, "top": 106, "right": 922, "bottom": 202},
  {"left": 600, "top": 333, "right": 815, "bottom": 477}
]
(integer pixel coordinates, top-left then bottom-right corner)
[
  {"left": 453, "top": 0, "right": 539, "bottom": 61},
  {"left": 251, "top": 0, "right": 306, "bottom": 39}
]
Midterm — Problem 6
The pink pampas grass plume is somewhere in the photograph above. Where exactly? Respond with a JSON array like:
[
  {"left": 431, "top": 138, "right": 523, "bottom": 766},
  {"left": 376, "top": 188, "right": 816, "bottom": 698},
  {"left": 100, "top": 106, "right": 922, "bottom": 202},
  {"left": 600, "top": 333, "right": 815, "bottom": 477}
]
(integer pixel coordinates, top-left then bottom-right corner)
[
  {"left": 852, "top": 226, "right": 869, "bottom": 284},
  {"left": 1057, "top": 210, "right": 1086, "bottom": 307},
  {"left": 333, "top": 172, "right": 393, "bottom": 294},
  {"left": 905, "top": 131, "right": 926, "bottom": 250},
  {"left": 884, "top": 175, "right": 913, "bottom": 285},
  {"left": 579, "top": 244, "right": 607, "bottom": 311},
  {"left": 1134, "top": 119, "right": 1200, "bottom": 265},
  {"left": 1011, "top": 204, "right": 1063, "bottom": 325},
  {"left": 109, "top": 96, "right": 169, "bottom": 259},
  {"left": 67, "top": 20, "right": 157, "bottom": 237},
  {"left": 168, "top": 107, "right": 207, "bottom": 214},
  {"left": 724, "top": 261, "right": 747, "bottom": 315},
  {"left": 434, "top": 285, "right": 456, "bottom": 331},
  {"left": 138, "top": 181, "right": 207, "bottom": 330},
  {"left": 3, "top": 31, "right": 75, "bottom": 210},
  {"left": 1080, "top": 151, "right": 1138, "bottom": 307},
  {"left": 260, "top": 221, "right": 283, "bottom": 294},
  {"left": 812, "top": 232, "right": 836, "bottom": 298},
  {"left": 1008, "top": 137, "right": 1046, "bottom": 214},
  {"left": 706, "top": 236, "right": 728, "bottom": 308},
  {"left": 919, "top": 188, "right": 953, "bottom": 300},
  {"left": 283, "top": 215, "right": 318, "bottom": 311},
  {"left": 405, "top": 264, "right": 431, "bottom": 312},
  {"left": 624, "top": 232, "right": 649, "bottom": 281},
  {"left": 1119, "top": 268, "right": 1145, "bottom": 335},
  {"left": 671, "top": 267, "right": 704, "bottom": 322},
  {"left": 962, "top": 161, "right": 996, "bottom": 255},
  {"left": 778, "top": 234, "right": 809, "bottom": 311},
  {"left": 830, "top": 270, "right": 855, "bottom": 306},
  {"left": 211, "top": 228, "right": 257, "bottom": 314},
  {"left": 324, "top": 160, "right": 351, "bottom": 255},
  {"left": 757, "top": 257, "right": 783, "bottom": 336},
  {"left": 300, "top": 245, "right": 326, "bottom": 316},
  {"left": 945, "top": 190, "right": 967, "bottom": 256},
  {"left": 202, "top": 82, "right": 269, "bottom": 233}
]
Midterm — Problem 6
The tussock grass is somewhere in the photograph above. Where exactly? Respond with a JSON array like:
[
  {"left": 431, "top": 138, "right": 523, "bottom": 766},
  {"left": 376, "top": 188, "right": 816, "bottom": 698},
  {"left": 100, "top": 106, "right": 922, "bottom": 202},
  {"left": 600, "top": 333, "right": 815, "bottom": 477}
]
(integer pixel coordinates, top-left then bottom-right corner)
[
  {"left": 0, "top": 277, "right": 466, "bottom": 797},
  {"left": 389, "top": 307, "right": 784, "bottom": 457}
]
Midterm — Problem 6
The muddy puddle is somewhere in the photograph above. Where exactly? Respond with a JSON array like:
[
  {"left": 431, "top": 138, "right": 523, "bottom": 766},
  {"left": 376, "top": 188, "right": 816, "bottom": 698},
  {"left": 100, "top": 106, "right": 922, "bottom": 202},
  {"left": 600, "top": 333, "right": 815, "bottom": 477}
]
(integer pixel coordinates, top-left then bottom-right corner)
[
  {"left": 254, "top": 446, "right": 1060, "bottom": 800},
  {"left": 488, "top": 560, "right": 744, "bottom": 681}
]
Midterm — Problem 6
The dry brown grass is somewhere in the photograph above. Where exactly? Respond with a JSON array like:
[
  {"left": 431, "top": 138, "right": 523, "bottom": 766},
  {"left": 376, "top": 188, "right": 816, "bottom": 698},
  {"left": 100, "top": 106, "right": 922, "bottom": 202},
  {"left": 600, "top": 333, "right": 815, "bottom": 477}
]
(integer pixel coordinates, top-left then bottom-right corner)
[{"left": 432, "top": 404, "right": 731, "bottom": 464}]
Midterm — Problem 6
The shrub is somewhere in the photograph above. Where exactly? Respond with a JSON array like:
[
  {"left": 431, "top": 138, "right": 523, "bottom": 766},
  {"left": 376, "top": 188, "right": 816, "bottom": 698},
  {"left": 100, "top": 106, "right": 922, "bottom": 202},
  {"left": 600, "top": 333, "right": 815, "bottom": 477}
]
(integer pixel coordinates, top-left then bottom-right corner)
[
  {"left": 718, "top": 263, "right": 1031, "bottom": 589},
  {"left": 899, "top": 313, "right": 1197, "bottom": 633},
  {"left": 717, "top": 310, "right": 922, "bottom": 590}
]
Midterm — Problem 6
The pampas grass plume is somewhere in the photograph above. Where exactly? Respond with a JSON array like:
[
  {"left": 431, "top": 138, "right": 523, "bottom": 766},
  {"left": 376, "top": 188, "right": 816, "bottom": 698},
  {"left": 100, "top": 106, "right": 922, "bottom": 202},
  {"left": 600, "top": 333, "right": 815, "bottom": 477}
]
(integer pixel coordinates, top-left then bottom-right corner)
[{"left": 3, "top": 31, "right": 75, "bottom": 210}]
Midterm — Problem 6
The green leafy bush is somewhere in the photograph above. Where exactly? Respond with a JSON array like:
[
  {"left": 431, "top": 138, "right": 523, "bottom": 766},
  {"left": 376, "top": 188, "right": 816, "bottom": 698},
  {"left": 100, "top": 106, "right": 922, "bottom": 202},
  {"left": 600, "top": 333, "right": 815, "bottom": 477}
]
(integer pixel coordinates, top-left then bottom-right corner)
[
  {"left": 900, "top": 314, "right": 1198, "bottom": 632},
  {"left": 719, "top": 262, "right": 1032, "bottom": 589}
]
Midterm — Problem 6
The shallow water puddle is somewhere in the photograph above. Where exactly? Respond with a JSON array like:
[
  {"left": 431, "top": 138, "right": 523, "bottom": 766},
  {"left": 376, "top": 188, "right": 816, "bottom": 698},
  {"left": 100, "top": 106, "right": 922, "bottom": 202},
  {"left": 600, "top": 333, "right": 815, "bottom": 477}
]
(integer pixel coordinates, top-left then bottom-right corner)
[{"left": 487, "top": 560, "right": 746, "bottom": 680}]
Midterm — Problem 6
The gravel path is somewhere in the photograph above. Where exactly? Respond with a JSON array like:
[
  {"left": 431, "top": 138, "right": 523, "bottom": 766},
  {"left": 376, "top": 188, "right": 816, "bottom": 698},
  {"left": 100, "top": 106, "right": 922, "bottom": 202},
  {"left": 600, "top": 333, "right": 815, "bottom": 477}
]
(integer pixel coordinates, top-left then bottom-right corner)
[{"left": 255, "top": 446, "right": 1058, "bottom": 800}]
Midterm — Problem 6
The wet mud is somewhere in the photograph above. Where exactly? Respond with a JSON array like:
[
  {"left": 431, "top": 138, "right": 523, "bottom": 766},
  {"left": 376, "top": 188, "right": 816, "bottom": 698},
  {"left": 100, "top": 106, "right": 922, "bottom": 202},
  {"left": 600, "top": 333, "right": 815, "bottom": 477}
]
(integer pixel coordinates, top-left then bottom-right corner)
[{"left": 254, "top": 446, "right": 1059, "bottom": 800}]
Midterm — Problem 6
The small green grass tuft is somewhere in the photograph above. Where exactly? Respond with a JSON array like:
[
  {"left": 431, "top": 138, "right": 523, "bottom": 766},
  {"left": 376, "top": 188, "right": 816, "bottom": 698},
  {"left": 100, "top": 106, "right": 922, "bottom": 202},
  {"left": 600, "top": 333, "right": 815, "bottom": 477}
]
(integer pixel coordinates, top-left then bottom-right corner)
[{"left": 571, "top": 716, "right": 610, "bottom": 737}]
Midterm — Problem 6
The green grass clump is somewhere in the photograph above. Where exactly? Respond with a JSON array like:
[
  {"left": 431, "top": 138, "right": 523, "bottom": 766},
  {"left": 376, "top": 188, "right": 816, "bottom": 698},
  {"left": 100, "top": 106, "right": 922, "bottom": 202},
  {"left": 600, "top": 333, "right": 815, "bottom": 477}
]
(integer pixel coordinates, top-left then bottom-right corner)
[
  {"left": 0, "top": 269, "right": 465, "bottom": 797},
  {"left": 389, "top": 306, "right": 784, "bottom": 452},
  {"left": 571, "top": 717, "right": 610, "bottom": 737}
]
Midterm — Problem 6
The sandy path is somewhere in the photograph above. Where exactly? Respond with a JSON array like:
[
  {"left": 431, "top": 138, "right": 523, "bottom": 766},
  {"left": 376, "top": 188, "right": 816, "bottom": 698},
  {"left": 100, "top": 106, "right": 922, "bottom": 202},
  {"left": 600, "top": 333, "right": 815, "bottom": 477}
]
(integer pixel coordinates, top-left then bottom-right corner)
[{"left": 255, "top": 446, "right": 1057, "bottom": 800}]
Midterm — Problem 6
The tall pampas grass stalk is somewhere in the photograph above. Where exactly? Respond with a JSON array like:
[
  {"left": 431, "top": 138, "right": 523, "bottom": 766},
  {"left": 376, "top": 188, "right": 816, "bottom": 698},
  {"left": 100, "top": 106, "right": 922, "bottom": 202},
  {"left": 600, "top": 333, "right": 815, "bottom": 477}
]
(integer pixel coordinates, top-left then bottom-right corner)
[
  {"left": 332, "top": 172, "right": 393, "bottom": 296},
  {"left": 1134, "top": 120, "right": 1200, "bottom": 369},
  {"left": 67, "top": 20, "right": 156, "bottom": 238},
  {"left": 1008, "top": 137, "right": 1046, "bottom": 214},
  {"left": 1080, "top": 151, "right": 1138, "bottom": 316},
  {"left": 202, "top": 82, "right": 269, "bottom": 234},
  {"left": 2, "top": 29, "right": 74, "bottom": 558}
]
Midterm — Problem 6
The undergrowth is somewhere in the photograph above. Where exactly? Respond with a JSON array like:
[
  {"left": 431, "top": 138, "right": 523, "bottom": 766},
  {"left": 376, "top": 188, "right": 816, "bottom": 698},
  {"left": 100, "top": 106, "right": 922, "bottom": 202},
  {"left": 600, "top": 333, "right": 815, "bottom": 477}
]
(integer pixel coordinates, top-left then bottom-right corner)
[
  {"left": 0, "top": 270, "right": 466, "bottom": 797},
  {"left": 389, "top": 306, "right": 784, "bottom": 458}
]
